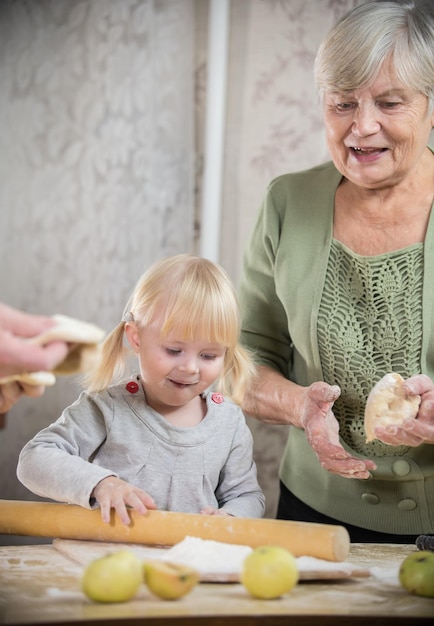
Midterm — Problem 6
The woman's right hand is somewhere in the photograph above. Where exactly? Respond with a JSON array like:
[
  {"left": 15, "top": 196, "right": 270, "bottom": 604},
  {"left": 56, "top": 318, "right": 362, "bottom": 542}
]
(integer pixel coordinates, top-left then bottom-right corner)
[
  {"left": 301, "top": 381, "right": 376, "bottom": 479},
  {"left": 91, "top": 476, "right": 157, "bottom": 525}
]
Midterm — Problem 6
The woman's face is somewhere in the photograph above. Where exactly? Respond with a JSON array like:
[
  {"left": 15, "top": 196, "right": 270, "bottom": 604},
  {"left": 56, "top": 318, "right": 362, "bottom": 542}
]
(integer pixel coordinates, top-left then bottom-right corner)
[{"left": 323, "top": 63, "right": 434, "bottom": 190}]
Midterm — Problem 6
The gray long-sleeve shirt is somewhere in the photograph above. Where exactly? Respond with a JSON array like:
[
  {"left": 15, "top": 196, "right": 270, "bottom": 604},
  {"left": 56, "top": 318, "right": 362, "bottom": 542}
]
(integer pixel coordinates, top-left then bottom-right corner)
[{"left": 17, "top": 381, "right": 265, "bottom": 518}]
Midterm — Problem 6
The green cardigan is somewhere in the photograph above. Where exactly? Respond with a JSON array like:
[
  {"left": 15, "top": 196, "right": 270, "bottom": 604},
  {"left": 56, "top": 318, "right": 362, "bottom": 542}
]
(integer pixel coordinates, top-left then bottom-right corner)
[{"left": 239, "top": 156, "right": 434, "bottom": 535}]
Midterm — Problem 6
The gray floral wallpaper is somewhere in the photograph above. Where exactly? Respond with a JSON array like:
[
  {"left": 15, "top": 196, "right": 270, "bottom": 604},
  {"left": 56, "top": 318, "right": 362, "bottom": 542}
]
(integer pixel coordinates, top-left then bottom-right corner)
[{"left": 0, "top": 0, "right": 194, "bottom": 325}]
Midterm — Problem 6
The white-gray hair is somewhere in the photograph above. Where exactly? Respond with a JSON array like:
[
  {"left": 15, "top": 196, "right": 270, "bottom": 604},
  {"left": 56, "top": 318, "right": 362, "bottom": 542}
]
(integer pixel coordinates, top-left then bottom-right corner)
[{"left": 314, "top": 1, "right": 434, "bottom": 111}]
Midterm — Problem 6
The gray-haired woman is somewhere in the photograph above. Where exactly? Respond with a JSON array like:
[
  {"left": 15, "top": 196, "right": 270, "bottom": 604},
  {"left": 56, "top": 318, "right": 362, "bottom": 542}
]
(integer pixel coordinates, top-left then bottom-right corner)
[{"left": 239, "top": 0, "right": 434, "bottom": 542}]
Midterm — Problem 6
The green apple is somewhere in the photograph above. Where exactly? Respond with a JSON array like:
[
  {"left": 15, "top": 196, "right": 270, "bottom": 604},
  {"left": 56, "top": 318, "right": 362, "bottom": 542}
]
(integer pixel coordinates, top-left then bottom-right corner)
[
  {"left": 82, "top": 550, "right": 143, "bottom": 603},
  {"left": 143, "top": 560, "right": 199, "bottom": 600},
  {"left": 241, "top": 545, "right": 299, "bottom": 599},
  {"left": 399, "top": 551, "right": 434, "bottom": 598}
]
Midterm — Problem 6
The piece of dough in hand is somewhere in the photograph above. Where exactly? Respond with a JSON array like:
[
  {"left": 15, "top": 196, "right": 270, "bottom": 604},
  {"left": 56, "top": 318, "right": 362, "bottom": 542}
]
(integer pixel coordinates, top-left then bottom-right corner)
[
  {"left": 31, "top": 314, "right": 106, "bottom": 376},
  {"left": 0, "top": 314, "right": 106, "bottom": 387},
  {"left": 364, "top": 373, "right": 421, "bottom": 443}
]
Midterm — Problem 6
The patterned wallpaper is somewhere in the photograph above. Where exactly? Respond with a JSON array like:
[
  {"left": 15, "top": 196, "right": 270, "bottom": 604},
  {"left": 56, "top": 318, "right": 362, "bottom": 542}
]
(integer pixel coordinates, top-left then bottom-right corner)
[
  {"left": 220, "top": 0, "right": 363, "bottom": 280},
  {"left": 0, "top": 0, "right": 195, "bottom": 324}
]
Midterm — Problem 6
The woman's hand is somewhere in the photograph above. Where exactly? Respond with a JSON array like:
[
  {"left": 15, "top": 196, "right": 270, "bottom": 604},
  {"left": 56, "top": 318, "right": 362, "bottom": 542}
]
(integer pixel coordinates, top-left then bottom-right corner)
[
  {"left": 91, "top": 476, "right": 157, "bottom": 525},
  {"left": 0, "top": 304, "right": 70, "bottom": 412},
  {"left": 374, "top": 374, "right": 434, "bottom": 446},
  {"left": 301, "top": 382, "right": 377, "bottom": 479},
  {"left": 243, "top": 365, "right": 376, "bottom": 479},
  {"left": 0, "top": 304, "right": 69, "bottom": 380}
]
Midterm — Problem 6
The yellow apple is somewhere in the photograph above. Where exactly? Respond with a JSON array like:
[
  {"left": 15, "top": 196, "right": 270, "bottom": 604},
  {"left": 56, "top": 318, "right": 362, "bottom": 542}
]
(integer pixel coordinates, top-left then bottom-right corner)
[
  {"left": 399, "top": 551, "right": 434, "bottom": 598},
  {"left": 143, "top": 559, "right": 199, "bottom": 600},
  {"left": 241, "top": 545, "right": 299, "bottom": 599},
  {"left": 82, "top": 550, "right": 143, "bottom": 603}
]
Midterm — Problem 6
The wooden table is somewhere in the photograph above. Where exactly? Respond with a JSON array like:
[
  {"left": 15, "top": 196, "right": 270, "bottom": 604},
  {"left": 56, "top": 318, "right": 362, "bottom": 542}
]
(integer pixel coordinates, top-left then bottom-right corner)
[{"left": 0, "top": 542, "right": 433, "bottom": 625}]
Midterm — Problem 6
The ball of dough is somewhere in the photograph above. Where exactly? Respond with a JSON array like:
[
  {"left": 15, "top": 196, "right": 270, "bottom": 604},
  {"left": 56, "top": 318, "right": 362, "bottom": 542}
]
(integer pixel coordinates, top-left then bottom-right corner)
[{"left": 364, "top": 373, "right": 421, "bottom": 443}]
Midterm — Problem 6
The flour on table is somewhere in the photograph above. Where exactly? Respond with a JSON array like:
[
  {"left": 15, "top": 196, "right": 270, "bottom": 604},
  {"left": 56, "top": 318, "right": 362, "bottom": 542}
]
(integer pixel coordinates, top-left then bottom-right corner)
[
  {"left": 161, "top": 536, "right": 252, "bottom": 575},
  {"left": 159, "top": 537, "right": 370, "bottom": 579},
  {"left": 370, "top": 565, "right": 400, "bottom": 583},
  {"left": 297, "top": 556, "right": 358, "bottom": 572}
]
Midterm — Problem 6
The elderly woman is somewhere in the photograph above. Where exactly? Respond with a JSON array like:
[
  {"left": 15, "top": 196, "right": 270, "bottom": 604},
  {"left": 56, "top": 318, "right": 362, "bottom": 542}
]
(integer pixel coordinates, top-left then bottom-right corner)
[{"left": 239, "top": 0, "right": 434, "bottom": 542}]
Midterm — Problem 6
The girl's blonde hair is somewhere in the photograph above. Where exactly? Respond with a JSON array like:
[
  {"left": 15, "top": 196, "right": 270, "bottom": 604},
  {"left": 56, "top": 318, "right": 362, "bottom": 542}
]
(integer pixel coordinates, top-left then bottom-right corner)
[{"left": 84, "top": 254, "right": 256, "bottom": 405}]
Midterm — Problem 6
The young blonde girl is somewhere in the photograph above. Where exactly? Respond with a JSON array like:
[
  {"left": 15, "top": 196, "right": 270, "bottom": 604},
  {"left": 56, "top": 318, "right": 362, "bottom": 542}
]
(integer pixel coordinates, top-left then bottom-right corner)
[
  {"left": 87, "top": 253, "right": 255, "bottom": 403},
  {"left": 17, "top": 255, "right": 265, "bottom": 524}
]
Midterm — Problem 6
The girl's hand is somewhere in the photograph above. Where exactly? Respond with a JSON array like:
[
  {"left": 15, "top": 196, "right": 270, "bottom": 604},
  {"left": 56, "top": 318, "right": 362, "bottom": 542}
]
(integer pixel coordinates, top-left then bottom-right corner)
[
  {"left": 199, "top": 506, "right": 231, "bottom": 516},
  {"left": 301, "top": 382, "right": 377, "bottom": 479},
  {"left": 91, "top": 476, "right": 157, "bottom": 525},
  {"left": 374, "top": 374, "right": 434, "bottom": 446}
]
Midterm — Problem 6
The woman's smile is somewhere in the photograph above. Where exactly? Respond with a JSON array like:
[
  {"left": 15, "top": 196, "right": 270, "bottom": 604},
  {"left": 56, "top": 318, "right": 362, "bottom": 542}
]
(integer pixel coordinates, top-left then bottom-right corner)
[{"left": 350, "top": 146, "right": 387, "bottom": 157}]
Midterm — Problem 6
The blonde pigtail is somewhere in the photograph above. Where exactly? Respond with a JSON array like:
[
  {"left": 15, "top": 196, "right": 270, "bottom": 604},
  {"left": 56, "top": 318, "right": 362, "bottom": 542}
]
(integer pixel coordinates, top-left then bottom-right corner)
[
  {"left": 82, "top": 322, "right": 129, "bottom": 392},
  {"left": 219, "top": 343, "right": 257, "bottom": 406}
]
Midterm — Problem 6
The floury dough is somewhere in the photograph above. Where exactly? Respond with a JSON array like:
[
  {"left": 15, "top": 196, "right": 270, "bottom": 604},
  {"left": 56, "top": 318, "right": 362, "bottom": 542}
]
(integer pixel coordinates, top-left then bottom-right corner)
[
  {"left": 364, "top": 373, "right": 421, "bottom": 443},
  {"left": 0, "top": 314, "right": 106, "bottom": 386}
]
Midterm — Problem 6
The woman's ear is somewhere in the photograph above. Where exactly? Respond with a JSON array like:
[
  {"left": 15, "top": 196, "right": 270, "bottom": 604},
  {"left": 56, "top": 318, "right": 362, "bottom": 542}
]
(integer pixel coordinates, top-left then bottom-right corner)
[{"left": 125, "top": 322, "right": 141, "bottom": 353}]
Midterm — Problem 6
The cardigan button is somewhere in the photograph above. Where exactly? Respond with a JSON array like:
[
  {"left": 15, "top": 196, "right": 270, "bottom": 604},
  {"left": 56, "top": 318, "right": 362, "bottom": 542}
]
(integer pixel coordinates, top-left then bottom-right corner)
[
  {"left": 398, "top": 498, "right": 417, "bottom": 511},
  {"left": 392, "top": 460, "right": 411, "bottom": 476},
  {"left": 361, "top": 493, "right": 379, "bottom": 505}
]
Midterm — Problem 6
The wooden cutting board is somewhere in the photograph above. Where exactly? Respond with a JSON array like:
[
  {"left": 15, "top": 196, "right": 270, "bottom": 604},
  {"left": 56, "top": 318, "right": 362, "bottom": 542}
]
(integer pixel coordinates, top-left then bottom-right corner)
[{"left": 52, "top": 538, "right": 371, "bottom": 582}]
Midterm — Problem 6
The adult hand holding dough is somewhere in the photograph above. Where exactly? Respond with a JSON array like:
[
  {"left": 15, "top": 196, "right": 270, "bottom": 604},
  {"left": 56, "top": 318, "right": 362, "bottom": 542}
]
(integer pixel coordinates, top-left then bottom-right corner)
[
  {"left": 0, "top": 305, "right": 73, "bottom": 412},
  {"left": 364, "top": 373, "right": 434, "bottom": 446},
  {"left": 0, "top": 314, "right": 106, "bottom": 388}
]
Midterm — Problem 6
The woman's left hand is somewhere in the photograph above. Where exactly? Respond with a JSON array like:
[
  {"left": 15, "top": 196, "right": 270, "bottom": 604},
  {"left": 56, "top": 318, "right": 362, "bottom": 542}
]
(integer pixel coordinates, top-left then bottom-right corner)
[{"left": 374, "top": 374, "right": 434, "bottom": 446}]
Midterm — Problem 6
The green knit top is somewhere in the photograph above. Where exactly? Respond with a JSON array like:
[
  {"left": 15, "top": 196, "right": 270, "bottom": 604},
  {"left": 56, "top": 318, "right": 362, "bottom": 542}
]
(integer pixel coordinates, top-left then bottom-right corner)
[
  {"left": 318, "top": 240, "right": 423, "bottom": 458},
  {"left": 239, "top": 152, "right": 434, "bottom": 535}
]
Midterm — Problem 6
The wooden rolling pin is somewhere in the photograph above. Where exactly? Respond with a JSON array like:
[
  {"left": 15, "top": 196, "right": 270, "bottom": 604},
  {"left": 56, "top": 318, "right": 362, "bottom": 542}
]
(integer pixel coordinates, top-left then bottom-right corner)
[{"left": 0, "top": 500, "right": 349, "bottom": 561}]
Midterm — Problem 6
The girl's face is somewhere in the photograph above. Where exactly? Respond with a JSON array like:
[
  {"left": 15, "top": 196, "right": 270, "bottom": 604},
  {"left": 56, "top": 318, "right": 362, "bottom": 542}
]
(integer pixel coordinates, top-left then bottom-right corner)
[
  {"left": 323, "top": 62, "right": 434, "bottom": 190},
  {"left": 125, "top": 321, "right": 226, "bottom": 414}
]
